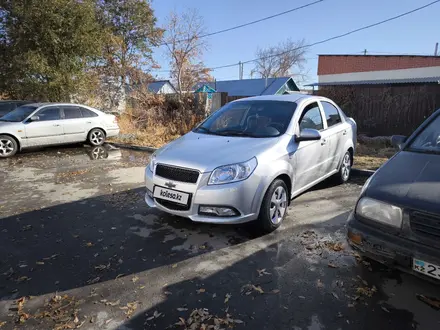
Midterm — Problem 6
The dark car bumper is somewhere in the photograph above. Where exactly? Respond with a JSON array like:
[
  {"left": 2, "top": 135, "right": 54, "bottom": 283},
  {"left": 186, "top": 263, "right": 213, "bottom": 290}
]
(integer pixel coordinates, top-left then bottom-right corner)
[{"left": 347, "top": 211, "right": 440, "bottom": 282}]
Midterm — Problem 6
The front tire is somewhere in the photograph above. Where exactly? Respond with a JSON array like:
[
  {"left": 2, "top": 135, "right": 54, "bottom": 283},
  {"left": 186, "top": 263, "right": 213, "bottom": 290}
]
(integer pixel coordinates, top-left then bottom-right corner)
[
  {"left": 258, "top": 179, "right": 289, "bottom": 233},
  {"left": 88, "top": 129, "right": 105, "bottom": 146},
  {"left": 0, "top": 135, "right": 18, "bottom": 158},
  {"left": 337, "top": 150, "right": 352, "bottom": 183}
]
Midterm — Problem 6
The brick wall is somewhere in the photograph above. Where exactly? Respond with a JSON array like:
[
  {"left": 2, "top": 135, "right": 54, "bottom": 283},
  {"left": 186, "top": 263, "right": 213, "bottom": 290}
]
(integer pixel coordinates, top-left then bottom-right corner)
[{"left": 318, "top": 55, "right": 440, "bottom": 75}]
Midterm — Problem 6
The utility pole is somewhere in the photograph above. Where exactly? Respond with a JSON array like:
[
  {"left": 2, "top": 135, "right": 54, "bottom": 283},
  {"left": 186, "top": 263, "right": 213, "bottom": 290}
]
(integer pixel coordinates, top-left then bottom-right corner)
[
  {"left": 363, "top": 49, "right": 367, "bottom": 55},
  {"left": 238, "top": 61, "right": 244, "bottom": 80},
  {"left": 435, "top": 42, "right": 439, "bottom": 56}
]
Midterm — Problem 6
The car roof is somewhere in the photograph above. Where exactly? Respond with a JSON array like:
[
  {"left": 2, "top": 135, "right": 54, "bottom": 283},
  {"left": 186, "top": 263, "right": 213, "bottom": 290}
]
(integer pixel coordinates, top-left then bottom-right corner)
[
  {"left": 231, "top": 93, "right": 319, "bottom": 104},
  {"left": 26, "top": 102, "right": 88, "bottom": 108}
]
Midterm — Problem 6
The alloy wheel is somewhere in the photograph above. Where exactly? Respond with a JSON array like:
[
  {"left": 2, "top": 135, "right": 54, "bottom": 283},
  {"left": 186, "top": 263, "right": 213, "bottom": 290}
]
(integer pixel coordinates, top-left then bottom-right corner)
[
  {"left": 341, "top": 153, "right": 351, "bottom": 181},
  {"left": 0, "top": 138, "right": 15, "bottom": 157},
  {"left": 91, "top": 130, "right": 104, "bottom": 145},
  {"left": 269, "top": 186, "right": 287, "bottom": 224}
]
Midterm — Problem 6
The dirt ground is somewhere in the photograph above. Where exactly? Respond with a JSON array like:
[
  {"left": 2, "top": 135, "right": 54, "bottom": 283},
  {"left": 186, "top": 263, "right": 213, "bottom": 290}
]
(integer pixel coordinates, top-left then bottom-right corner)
[{"left": 1, "top": 145, "right": 439, "bottom": 330}]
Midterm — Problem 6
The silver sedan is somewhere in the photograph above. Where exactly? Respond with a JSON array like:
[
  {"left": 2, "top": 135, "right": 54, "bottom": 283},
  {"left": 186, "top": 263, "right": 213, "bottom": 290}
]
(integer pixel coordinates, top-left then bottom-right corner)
[
  {"left": 0, "top": 103, "right": 120, "bottom": 158},
  {"left": 145, "top": 94, "right": 357, "bottom": 232}
]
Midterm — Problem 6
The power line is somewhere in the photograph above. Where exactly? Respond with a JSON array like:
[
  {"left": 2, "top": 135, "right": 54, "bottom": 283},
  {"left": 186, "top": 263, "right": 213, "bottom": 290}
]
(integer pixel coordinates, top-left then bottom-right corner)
[
  {"left": 153, "top": 0, "right": 440, "bottom": 73},
  {"left": 156, "top": 0, "right": 325, "bottom": 47}
]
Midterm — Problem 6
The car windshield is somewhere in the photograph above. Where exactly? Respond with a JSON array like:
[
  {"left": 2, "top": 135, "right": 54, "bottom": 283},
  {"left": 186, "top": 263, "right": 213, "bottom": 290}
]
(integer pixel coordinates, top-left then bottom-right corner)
[
  {"left": 194, "top": 100, "right": 297, "bottom": 138},
  {"left": 0, "top": 105, "right": 37, "bottom": 122},
  {"left": 407, "top": 113, "right": 440, "bottom": 154}
]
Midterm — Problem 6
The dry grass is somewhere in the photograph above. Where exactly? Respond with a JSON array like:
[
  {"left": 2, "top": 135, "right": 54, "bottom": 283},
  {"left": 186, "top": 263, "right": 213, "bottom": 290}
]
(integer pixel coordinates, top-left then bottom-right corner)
[{"left": 354, "top": 140, "right": 397, "bottom": 170}]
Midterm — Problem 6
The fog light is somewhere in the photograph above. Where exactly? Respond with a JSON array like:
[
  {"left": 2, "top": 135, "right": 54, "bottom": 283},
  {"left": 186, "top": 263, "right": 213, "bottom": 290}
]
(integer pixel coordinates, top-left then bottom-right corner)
[
  {"left": 199, "top": 206, "right": 239, "bottom": 217},
  {"left": 146, "top": 189, "right": 153, "bottom": 198}
]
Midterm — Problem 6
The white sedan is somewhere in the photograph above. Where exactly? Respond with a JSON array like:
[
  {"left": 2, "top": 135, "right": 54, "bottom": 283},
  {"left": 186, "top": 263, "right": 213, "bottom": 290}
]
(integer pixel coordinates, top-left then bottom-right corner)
[{"left": 0, "top": 103, "right": 119, "bottom": 158}]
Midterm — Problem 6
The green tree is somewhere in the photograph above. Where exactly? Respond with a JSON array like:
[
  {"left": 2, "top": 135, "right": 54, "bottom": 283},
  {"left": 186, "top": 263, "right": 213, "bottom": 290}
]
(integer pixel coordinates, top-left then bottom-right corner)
[{"left": 0, "top": 0, "right": 103, "bottom": 101}]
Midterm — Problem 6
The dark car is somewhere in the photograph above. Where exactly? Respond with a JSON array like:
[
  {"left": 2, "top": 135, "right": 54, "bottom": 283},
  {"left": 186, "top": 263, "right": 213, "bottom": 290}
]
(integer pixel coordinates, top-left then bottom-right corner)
[
  {"left": 0, "top": 100, "right": 33, "bottom": 117},
  {"left": 347, "top": 108, "right": 440, "bottom": 282}
]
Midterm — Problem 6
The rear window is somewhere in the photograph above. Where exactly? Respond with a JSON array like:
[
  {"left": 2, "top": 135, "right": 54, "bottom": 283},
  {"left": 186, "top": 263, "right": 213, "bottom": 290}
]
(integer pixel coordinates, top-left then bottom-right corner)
[
  {"left": 63, "top": 107, "right": 83, "bottom": 119},
  {"left": 80, "top": 108, "right": 98, "bottom": 117}
]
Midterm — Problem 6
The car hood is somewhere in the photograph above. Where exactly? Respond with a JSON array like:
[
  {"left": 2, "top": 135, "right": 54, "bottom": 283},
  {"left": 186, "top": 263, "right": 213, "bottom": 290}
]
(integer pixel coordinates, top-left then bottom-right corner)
[
  {"left": 155, "top": 132, "right": 282, "bottom": 173},
  {"left": 365, "top": 151, "right": 440, "bottom": 214},
  {"left": 0, "top": 121, "right": 22, "bottom": 130}
]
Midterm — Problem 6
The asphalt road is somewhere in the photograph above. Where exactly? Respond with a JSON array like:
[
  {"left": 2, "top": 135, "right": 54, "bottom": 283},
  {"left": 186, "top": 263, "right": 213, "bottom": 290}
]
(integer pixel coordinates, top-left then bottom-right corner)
[{"left": 0, "top": 145, "right": 439, "bottom": 330}]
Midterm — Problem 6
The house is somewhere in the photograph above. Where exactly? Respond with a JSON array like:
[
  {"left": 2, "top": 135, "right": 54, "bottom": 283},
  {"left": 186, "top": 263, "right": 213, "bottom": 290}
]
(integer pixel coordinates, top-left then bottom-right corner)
[
  {"left": 308, "top": 54, "right": 440, "bottom": 136},
  {"left": 145, "top": 80, "right": 177, "bottom": 94},
  {"left": 194, "top": 77, "right": 299, "bottom": 97}
]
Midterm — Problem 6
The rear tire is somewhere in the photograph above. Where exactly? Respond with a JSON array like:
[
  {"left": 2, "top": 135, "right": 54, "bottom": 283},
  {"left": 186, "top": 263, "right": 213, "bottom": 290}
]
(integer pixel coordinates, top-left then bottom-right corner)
[
  {"left": 337, "top": 150, "right": 352, "bottom": 183},
  {"left": 258, "top": 179, "right": 289, "bottom": 233},
  {"left": 88, "top": 128, "right": 105, "bottom": 146},
  {"left": 0, "top": 135, "right": 18, "bottom": 158}
]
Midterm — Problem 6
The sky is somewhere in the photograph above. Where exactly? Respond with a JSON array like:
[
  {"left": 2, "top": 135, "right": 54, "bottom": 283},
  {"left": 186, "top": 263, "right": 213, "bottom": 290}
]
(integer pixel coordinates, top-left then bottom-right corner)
[{"left": 150, "top": 0, "right": 440, "bottom": 87}]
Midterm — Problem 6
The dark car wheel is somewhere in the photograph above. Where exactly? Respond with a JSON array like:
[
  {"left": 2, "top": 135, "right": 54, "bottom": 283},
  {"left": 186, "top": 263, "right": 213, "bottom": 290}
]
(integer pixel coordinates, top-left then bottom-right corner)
[
  {"left": 258, "top": 179, "right": 289, "bottom": 233},
  {"left": 0, "top": 135, "right": 18, "bottom": 158},
  {"left": 88, "top": 128, "right": 106, "bottom": 146},
  {"left": 337, "top": 150, "right": 352, "bottom": 183}
]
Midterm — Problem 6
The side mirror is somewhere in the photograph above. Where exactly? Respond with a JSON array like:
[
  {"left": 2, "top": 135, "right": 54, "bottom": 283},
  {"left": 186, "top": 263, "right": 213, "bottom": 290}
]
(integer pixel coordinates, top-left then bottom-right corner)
[
  {"left": 29, "top": 115, "right": 40, "bottom": 122},
  {"left": 295, "top": 128, "right": 322, "bottom": 142},
  {"left": 391, "top": 135, "right": 407, "bottom": 150}
]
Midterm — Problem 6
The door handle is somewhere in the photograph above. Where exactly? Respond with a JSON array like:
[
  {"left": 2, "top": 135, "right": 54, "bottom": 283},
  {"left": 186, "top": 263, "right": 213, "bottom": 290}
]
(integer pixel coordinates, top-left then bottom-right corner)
[
  {"left": 321, "top": 139, "right": 327, "bottom": 146},
  {"left": 86, "top": 121, "right": 92, "bottom": 124},
  {"left": 53, "top": 124, "right": 60, "bottom": 127}
]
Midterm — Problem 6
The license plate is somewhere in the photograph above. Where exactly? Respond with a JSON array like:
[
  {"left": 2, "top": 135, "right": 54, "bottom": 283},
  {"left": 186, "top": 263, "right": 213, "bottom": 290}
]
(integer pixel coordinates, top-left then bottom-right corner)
[
  {"left": 413, "top": 258, "right": 440, "bottom": 280},
  {"left": 153, "top": 186, "right": 189, "bottom": 205}
]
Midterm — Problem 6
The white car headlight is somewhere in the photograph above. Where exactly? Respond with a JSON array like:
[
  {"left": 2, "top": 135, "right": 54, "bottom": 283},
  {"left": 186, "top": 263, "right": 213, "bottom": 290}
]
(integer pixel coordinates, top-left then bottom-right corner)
[
  {"left": 208, "top": 158, "right": 258, "bottom": 185},
  {"left": 148, "top": 154, "right": 157, "bottom": 173},
  {"left": 356, "top": 197, "right": 402, "bottom": 228}
]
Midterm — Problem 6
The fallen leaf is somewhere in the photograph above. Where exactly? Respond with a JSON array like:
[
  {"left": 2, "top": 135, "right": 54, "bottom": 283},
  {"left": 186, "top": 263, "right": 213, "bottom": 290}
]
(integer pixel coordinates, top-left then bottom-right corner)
[
  {"left": 177, "top": 317, "right": 185, "bottom": 325},
  {"left": 139, "top": 285, "right": 145, "bottom": 289},
  {"left": 153, "top": 311, "right": 161, "bottom": 318},
  {"left": 416, "top": 294, "right": 440, "bottom": 310},
  {"left": 95, "top": 264, "right": 109, "bottom": 271},
  {"left": 36, "top": 261, "right": 44, "bottom": 265},
  {"left": 87, "top": 277, "right": 100, "bottom": 284},
  {"left": 197, "top": 288, "right": 206, "bottom": 294},
  {"left": 172, "top": 264, "right": 177, "bottom": 268},
  {"left": 257, "top": 269, "right": 271, "bottom": 276},
  {"left": 347, "top": 303, "right": 355, "bottom": 308},
  {"left": 0, "top": 321, "right": 6, "bottom": 327},
  {"left": 328, "top": 263, "right": 338, "bottom": 268},
  {"left": 177, "top": 307, "right": 188, "bottom": 312},
  {"left": 212, "top": 293, "right": 217, "bottom": 298},
  {"left": 86, "top": 242, "right": 93, "bottom": 247},
  {"left": 131, "top": 276, "right": 139, "bottom": 283},
  {"left": 298, "top": 296, "right": 306, "bottom": 299},
  {"left": 234, "top": 319, "right": 244, "bottom": 324},
  {"left": 74, "top": 315, "right": 79, "bottom": 323},
  {"left": 106, "top": 300, "right": 120, "bottom": 307},
  {"left": 43, "top": 254, "right": 59, "bottom": 261},
  {"left": 332, "top": 292, "right": 339, "bottom": 300},
  {"left": 17, "top": 276, "right": 31, "bottom": 283},
  {"left": 252, "top": 285, "right": 264, "bottom": 294},
  {"left": 317, "top": 279, "right": 324, "bottom": 288},
  {"left": 224, "top": 293, "right": 231, "bottom": 304},
  {"left": 164, "top": 291, "right": 172, "bottom": 295},
  {"left": 381, "top": 306, "right": 390, "bottom": 313},
  {"left": 271, "top": 289, "right": 280, "bottom": 294}
]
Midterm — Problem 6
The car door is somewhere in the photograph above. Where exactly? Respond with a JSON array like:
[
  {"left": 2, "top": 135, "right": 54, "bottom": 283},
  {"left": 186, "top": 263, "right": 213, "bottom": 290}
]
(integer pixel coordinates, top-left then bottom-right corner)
[
  {"left": 293, "top": 101, "right": 327, "bottom": 191},
  {"left": 61, "top": 106, "right": 87, "bottom": 143},
  {"left": 319, "top": 100, "right": 346, "bottom": 172},
  {"left": 24, "top": 106, "right": 64, "bottom": 146}
]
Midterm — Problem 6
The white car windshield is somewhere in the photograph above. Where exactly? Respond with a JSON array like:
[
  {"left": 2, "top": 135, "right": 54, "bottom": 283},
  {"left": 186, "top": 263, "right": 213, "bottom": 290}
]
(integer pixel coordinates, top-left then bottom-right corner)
[
  {"left": 0, "top": 105, "right": 38, "bottom": 122},
  {"left": 408, "top": 113, "right": 440, "bottom": 154},
  {"left": 194, "top": 100, "right": 297, "bottom": 138}
]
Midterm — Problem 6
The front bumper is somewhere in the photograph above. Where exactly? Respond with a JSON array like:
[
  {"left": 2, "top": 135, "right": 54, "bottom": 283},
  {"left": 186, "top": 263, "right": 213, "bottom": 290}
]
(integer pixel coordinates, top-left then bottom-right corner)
[
  {"left": 347, "top": 212, "right": 440, "bottom": 281},
  {"left": 144, "top": 167, "right": 263, "bottom": 224}
]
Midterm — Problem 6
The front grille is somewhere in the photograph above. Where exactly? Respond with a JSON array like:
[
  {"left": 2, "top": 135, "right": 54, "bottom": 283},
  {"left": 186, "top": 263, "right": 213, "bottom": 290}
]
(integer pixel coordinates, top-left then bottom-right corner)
[
  {"left": 410, "top": 211, "right": 440, "bottom": 239},
  {"left": 155, "top": 198, "right": 191, "bottom": 211},
  {"left": 155, "top": 164, "right": 199, "bottom": 183}
]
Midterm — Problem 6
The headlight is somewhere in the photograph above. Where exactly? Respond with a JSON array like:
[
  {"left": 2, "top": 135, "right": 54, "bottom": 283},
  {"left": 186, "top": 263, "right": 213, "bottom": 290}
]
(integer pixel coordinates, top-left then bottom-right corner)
[
  {"left": 356, "top": 197, "right": 402, "bottom": 228},
  {"left": 148, "top": 154, "right": 157, "bottom": 173},
  {"left": 208, "top": 158, "right": 257, "bottom": 185}
]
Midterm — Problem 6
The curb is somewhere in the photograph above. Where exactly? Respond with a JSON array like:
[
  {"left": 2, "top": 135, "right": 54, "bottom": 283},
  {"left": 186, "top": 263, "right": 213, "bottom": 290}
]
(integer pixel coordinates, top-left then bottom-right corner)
[
  {"left": 351, "top": 168, "right": 375, "bottom": 177},
  {"left": 108, "top": 142, "right": 158, "bottom": 153}
]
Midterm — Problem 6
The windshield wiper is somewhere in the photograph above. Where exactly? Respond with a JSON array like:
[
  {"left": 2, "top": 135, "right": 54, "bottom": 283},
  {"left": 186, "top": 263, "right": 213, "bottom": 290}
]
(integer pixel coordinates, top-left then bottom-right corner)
[
  {"left": 216, "top": 130, "right": 256, "bottom": 137},
  {"left": 407, "top": 147, "right": 440, "bottom": 155},
  {"left": 195, "top": 126, "right": 215, "bottom": 134}
]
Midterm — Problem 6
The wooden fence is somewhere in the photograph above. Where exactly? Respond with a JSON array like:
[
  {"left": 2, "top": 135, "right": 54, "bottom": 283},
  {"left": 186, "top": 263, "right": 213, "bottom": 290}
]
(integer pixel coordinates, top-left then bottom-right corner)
[{"left": 317, "top": 84, "right": 440, "bottom": 136}]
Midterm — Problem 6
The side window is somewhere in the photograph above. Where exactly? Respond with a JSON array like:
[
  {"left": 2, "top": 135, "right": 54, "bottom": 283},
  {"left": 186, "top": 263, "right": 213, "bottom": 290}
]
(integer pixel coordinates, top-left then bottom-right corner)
[
  {"left": 63, "top": 106, "right": 83, "bottom": 119},
  {"left": 37, "top": 107, "right": 61, "bottom": 121},
  {"left": 299, "top": 102, "right": 324, "bottom": 131},
  {"left": 321, "top": 101, "right": 342, "bottom": 127},
  {"left": 80, "top": 107, "right": 98, "bottom": 118}
]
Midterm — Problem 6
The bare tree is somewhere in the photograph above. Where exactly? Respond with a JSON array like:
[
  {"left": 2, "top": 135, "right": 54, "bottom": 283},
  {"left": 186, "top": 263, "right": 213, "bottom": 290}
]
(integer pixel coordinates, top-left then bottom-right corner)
[
  {"left": 252, "top": 39, "right": 308, "bottom": 80},
  {"left": 164, "top": 9, "right": 211, "bottom": 94}
]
